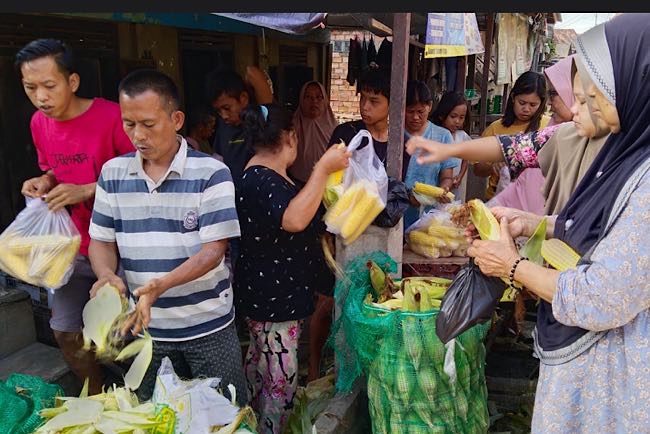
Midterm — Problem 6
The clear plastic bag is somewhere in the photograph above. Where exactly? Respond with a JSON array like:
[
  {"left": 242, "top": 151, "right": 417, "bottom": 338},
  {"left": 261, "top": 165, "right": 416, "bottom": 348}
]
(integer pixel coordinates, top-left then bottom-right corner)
[
  {"left": 324, "top": 130, "right": 388, "bottom": 244},
  {"left": 405, "top": 206, "right": 468, "bottom": 259},
  {"left": 342, "top": 129, "right": 388, "bottom": 203},
  {"left": 0, "top": 198, "right": 80, "bottom": 290}
]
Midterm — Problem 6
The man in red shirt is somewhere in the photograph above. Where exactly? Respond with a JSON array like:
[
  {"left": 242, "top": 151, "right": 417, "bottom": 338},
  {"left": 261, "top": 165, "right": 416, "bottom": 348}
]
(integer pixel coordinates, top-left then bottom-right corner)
[{"left": 16, "top": 39, "right": 134, "bottom": 393}]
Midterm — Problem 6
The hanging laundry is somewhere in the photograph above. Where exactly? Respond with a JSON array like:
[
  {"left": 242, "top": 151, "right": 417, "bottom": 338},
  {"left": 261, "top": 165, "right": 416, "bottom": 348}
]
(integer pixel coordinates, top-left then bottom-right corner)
[
  {"left": 346, "top": 36, "right": 361, "bottom": 86},
  {"left": 376, "top": 37, "right": 392, "bottom": 70},
  {"left": 360, "top": 36, "right": 368, "bottom": 70},
  {"left": 368, "top": 36, "right": 378, "bottom": 66}
]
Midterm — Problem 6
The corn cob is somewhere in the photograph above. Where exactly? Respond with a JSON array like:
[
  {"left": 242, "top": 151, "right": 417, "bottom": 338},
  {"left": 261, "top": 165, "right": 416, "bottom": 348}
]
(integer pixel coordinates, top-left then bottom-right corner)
[
  {"left": 366, "top": 373, "right": 389, "bottom": 434},
  {"left": 323, "top": 184, "right": 343, "bottom": 208},
  {"left": 402, "top": 317, "right": 423, "bottom": 370},
  {"left": 413, "top": 181, "right": 455, "bottom": 201},
  {"left": 542, "top": 238, "right": 581, "bottom": 271},
  {"left": 519, "top": 218, "right": 547, "bottom": 265},
  {"left": 467, "top": 199, "right": 500, "bottom": 240},
  {"left": 374, "top": 298, "right": 403, "bottom": 310},
  {"left": 402, "top": 279, "right": 421, "bottom": 312},
  {"left": 409, "top": 230, "right": 446, "bottom": 248},
  {"left": 426, "top": 224, "right": 464, "bottom": 239},
  {"left": 409, "top": 242, "right": 441, "bottom": 259},
  {"left": 411, "top": 400, "right": 438, "bottom": 432},
  {"left": 415, "top": 367, "right": 439, "bottom": 420},
  {"left": 342, "top": 191, "right": 384, "bottom": 245},
  {"left": 393, "top": 358, "right": 414, "bottom": 408},
  {"left": 340, "top": 189, "right": 380, "bottom": 237},
  {"left": 324, "top": 181, "right": 365, "bottom": 230}
]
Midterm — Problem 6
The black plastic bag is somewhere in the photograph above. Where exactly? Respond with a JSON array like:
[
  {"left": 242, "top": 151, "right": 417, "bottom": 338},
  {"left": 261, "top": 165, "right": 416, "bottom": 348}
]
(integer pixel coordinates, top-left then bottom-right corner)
[
  {"left": 373, "top": 177, "right": 410, "bottom": 228},
  {"left": 435, "top": 259, "right": 507, "bottom": 343}
]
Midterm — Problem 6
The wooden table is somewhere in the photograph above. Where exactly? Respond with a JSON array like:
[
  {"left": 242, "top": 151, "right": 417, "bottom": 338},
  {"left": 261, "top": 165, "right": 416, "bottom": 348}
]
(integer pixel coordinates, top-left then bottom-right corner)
[{"left": 402, "top": 246, "right": 468, "bottom": 279}]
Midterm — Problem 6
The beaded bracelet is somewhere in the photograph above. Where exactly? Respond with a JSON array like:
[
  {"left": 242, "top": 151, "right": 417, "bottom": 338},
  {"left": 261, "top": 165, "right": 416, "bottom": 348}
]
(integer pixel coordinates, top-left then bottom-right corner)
[{"left": 509, "top": 256, "right": 529, "bottom": 288}]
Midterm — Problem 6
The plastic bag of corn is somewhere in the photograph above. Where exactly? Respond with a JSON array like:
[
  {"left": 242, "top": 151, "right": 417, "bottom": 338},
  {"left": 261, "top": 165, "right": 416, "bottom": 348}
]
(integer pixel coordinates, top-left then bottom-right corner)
[
  {"left": 329, "top": 251, "right": 490, "bottom": 434},
  {"left": 324, "top": 130, "right": 388, "bottom": 245},
  {"left": 405, "top": 208, "right": 468, "bottom": 258},
  {"left": 0, "top": 197, "right": 80, "bottom": 290}
]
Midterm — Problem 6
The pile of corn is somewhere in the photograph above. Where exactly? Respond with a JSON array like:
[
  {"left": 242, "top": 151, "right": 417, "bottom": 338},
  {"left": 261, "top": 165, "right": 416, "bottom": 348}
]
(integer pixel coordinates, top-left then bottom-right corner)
[
  {"left": 364, "top": 260, "right": 451, "bottom": 312},
  {"left": 407, "top": 210, "right": 468, "bottom": 259},
  {"left": 0, "top": 233, "right": 80, "bottom": 289},
  {"left": 324, "top": 179, "right": 385, "bottom": 245},
  {"left": 360, "top": 261, "right": 489, "bottom": 433}
]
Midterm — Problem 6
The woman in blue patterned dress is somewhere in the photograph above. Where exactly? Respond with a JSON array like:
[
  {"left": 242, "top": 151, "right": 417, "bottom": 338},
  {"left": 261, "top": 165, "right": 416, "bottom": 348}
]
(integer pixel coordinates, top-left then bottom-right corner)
[{"left": 467, "top": 14, "right": 650, "bottom": 432}]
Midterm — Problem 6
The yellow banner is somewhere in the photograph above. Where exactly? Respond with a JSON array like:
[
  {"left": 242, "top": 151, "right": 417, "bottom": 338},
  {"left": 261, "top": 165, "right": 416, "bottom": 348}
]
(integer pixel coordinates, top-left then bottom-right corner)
[{"left": 425, "top": 44, "right": 468, "bottom": 58}]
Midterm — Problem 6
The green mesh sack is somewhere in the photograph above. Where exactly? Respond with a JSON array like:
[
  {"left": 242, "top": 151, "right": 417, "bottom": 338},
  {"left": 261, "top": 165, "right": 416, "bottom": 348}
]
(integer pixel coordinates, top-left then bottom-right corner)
[
  {"left": 0, "top": 373, "right": 63, "bottom": 434},
  {"left": 329, "top": 251, "right": 490, "bottom": 434}
]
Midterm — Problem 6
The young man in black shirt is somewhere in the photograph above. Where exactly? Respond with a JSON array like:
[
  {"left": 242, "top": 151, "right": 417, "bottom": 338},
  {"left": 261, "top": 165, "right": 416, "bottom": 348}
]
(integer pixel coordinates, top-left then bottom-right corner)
[
  {"left": 206, "top": 66, "right": 274, "bottom": 184},
  {"left": 328, "top": 68, "right": 409, "bottom": 175}
]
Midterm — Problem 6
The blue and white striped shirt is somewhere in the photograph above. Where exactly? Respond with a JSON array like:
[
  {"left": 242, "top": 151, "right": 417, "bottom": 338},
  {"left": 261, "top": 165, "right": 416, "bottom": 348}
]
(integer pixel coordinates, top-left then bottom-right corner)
[{"left": 89, "top": 137, "right": 240, "bottom": 341}]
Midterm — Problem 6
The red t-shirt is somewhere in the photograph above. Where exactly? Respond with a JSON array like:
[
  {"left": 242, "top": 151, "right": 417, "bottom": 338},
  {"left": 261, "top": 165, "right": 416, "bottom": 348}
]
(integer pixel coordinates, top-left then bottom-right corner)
[{"left": 30, "top": 98, "right": 134, "bottom": 256}]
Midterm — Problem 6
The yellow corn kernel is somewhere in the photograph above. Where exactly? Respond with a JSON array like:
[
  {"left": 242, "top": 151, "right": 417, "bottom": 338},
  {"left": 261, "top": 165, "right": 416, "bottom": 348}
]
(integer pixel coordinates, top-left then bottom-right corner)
[
  {"left": 408, "top": 230, "right": 446, "bottom": 248},
  {"left": 409, "top": 242, "right": 440, "bottom": 259},
  {"left": 426, "top": 224, "right": 464, "bottom": 239},
  {"left": 326, "top": 169, "right": 345, "bottom": 187},
  {"left": 468, "top": 199, "right": 500, "bottom": 240},
  {"left": 542, "top": 239, "right": 581, "bottom": 271},
  {"left": 342, "top": 194, "right": 384, "bottom": 245},
  {"left": 324, "top": 182, "right": 365, "bottom": 229},
  {"left": 413, "top": 181, "right": 455, "bottom": 200}
]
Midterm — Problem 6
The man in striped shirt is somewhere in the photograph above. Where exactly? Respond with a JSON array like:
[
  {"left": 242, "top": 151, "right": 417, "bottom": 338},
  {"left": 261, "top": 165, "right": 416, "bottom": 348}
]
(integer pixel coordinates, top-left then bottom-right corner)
[{"left": 88, "top": 69, "right": 247, "bottom": 403}]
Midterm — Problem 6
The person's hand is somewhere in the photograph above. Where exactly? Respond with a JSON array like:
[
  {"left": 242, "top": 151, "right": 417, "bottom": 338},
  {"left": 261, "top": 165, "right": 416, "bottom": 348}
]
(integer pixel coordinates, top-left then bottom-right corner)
[
  {"left": 120, "top": 278, "right": 166, "bottom": 336},
  {"left": 467, "top": 218, "right": 519, "bottom": 277},
  {"left": 490, "top": 206, "right": 542, "bottom": 239},
  {"left": 405, "top": 136, "right": 451, "bottom": 165},
  {"left": 436, "top": 185, "right": 452, "bottom": 204},
  {"left": 90, "top": 273, "right": 127, "bottom": 298},
  {"left": 45, "top": 183, "right": 94, "bottom": 211},
  {"left": 451, "top": 175, "right": 463, "bottom": 189},
  {"left": 316, "top": 145, "right": 352, "bottom": 175},
  {"left": 21, "top": 174, "right": 54, "bottom": 198},
  {"left": 408, "top": 193, "right": 420, "bottom": 207},
  {"left": 467, "top": 217, "right": 520, "bottom": 278}
]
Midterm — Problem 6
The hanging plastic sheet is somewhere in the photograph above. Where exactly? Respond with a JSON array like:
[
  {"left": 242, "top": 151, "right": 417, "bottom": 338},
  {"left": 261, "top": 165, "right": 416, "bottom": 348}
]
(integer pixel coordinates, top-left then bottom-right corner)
[{"left": 212, "top": 13, "right": 326, "bottom": 35}]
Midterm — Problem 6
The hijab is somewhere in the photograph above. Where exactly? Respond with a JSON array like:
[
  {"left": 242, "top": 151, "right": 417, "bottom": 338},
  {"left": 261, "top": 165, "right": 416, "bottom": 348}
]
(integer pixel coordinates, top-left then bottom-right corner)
[
  {"left": 289, "top": 81, "right": 338, "bottom": 182},
  {"left": 538, "top": 58, "right": 611, "bottom": 215},
  {"left": 544, "top": 55, "right": 576, "bottom": 127},
  {"left": 537, "top": 14, "right": 650, "bottom": 353}
]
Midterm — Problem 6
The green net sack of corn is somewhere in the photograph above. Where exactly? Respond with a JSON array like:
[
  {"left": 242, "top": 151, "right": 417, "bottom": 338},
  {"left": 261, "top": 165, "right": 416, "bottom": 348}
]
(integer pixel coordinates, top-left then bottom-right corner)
[
  {"left": 329, "top": 251, "right": 490, "bottom": 434},
  {"left": 0, "top": 373, "right": 63, "bottom": 434}
]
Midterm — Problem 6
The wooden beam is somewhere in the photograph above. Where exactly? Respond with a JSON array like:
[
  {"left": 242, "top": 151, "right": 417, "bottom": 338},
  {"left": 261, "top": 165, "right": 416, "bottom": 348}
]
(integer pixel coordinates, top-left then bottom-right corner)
[
  {"left": 479, "top": 13, "right": 495, "bottom": 133},
  {"left": 387, "top": 12, "right": 410, "bottom": 181}
]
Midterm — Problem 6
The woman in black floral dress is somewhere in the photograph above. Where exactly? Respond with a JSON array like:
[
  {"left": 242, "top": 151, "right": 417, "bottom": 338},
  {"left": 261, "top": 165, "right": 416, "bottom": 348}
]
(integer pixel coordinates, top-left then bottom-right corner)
[{"left": 234, "top": 103, "right": 350, "bottom": 434}]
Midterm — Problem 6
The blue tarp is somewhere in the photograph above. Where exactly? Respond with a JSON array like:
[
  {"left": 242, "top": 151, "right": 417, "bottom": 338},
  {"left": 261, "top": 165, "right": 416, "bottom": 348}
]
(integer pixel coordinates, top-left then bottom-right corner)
[{"left": 212, "top": 13, "right": 326, "bottom": 35}]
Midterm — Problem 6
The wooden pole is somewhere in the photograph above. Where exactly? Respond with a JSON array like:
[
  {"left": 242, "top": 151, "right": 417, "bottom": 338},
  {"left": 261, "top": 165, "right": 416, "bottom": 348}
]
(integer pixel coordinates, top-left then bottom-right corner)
[
  {"left": 387, "top": 13, "right": 410, "bottom": 181},
  {"left": 479, "top": 13, "right": 495, "bottom": 133},
  {"left": 456, "top": 55, "right": 467, "bottom": 93}
]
